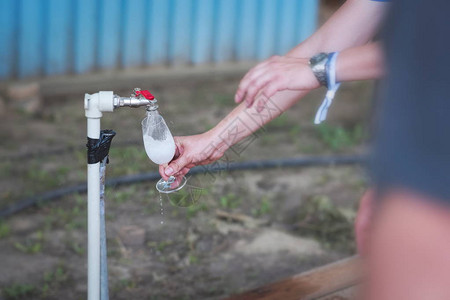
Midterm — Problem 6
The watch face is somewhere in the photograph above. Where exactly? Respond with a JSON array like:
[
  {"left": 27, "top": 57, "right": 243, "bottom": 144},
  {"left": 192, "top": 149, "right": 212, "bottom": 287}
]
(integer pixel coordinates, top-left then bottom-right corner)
[{"left": 311, "top": 52, "right": 328, "bottom": 65}]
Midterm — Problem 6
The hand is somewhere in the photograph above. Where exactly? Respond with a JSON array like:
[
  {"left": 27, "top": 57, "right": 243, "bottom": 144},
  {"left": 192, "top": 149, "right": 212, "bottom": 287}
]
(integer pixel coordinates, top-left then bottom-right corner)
[
  {"left": 234, "top": 55, "right": 320, "bottom": 110},
  {"left": 159, "top": 132, "right": 227, "bottom": 181}
]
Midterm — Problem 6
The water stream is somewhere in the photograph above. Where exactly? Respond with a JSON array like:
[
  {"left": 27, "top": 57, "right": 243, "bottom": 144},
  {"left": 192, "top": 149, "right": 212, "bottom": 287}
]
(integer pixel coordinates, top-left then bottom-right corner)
[{"left": 159, "top": 193, "right": 164, "bottom": 225}]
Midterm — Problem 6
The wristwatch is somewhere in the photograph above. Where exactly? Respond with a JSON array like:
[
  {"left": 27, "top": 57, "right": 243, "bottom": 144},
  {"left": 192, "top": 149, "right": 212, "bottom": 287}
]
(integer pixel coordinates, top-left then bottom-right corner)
[{"left": 309, "top": 52, "right": 329, "bottom": 87}]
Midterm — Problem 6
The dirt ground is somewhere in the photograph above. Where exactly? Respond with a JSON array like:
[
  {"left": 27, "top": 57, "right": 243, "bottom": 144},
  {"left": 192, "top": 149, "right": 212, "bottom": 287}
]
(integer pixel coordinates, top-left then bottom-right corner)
[{"left": 0, "top": 64, "right": 374, "bottom": 299}]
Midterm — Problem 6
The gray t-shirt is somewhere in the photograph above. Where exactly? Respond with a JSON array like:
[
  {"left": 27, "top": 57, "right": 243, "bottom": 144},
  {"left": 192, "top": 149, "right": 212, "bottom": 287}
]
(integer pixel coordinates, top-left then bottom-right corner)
[{"left": 371, "top": 0, "right": 450, "bottom": 201}]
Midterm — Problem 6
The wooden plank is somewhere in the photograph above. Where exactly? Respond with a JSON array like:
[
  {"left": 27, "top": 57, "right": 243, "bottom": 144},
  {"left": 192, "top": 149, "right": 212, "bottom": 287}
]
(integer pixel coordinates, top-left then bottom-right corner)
[
  {"left": 316, "top": 286, "right": 356, "bottom": 300},
  {"left": 224, "top": 257, "right": 361, "bottom": 300}
]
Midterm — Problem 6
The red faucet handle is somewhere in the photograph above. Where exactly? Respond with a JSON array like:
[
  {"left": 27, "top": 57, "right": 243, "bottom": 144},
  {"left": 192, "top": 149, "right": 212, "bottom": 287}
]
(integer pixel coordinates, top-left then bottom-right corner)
[{"left": 135, "top": 90, "right": 155, "bottom": 100}]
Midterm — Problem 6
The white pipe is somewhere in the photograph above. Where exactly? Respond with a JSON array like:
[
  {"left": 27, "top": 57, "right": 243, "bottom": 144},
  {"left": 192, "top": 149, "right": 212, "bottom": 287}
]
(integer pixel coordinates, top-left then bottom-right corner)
[
  {"left": 84, "top": 90, "right": 150, "bottom": 300},
  {"left": 87, "top": 117, "right": 101, "bottom": 300},
  {"left": 85, "top": 92, "right": 111, "bottom": 300}
]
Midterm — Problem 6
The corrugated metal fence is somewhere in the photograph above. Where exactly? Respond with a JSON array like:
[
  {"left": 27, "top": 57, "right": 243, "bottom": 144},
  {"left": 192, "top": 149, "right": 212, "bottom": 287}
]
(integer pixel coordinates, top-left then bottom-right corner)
[{"left": 0, "top": 0, "right": 318, "bottom": 80}]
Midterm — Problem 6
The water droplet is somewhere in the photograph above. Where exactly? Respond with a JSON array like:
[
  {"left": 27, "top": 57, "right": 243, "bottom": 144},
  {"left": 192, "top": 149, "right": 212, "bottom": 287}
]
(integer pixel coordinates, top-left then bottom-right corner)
[{"left": 159, "top": 193, "right": 164, "bottom": 225}]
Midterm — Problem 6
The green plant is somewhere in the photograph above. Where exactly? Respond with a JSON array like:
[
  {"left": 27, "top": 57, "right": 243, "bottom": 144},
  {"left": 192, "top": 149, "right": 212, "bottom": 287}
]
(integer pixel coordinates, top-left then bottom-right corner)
[
  {"left": 296, "top": 195, "right": 355, "bottom": 253},
  {"left": 0, "top": 161, "right": 13, "bottom": 177},
  {"left": 43, "top": 265, "right": 68, "bottom": 284},
  {"left": 3, "top": 283, "right": 36, "bottom": 299},
  {"left": 112, "top": 279, "right": 137, "bottom": 293},
  {"left": 188, "top": 253, "right": 199, "bottom": 264},
  {"left": 14, "top": 231, "right": 44, "bottom": 254},
  {"left": 219, "top": 193, "right": 241, "bottom": 210},
  {"left": 147, "top": 240, "right": 173, "bottom": 252},
  {"left": 252, "top": 197, "right": 272, "bottom": 217},
  {"left": 213, "top": 93, "right": 233, "bottom": 107},
  {"left": 14, "top": 241, "right": 41, "bottom": 254},
  {"left": 259, "top": 133, "right": 277, "bottom": 146},
  {"left": 186, "top": 202, "right": 209, "bottom": 219},
  {"left": 266, "top": 114, "right": 290, "bottom": 129},
  {"left": 167, "top": 189, "right": 191, "bottom": 207},
  {"left": 0, "top": 221, "right": 11, "bottom": 239},
  {"left": 316, "top": 123, "right": 364, "bottom": 151},
  {"left": 41, "top": 264, "right": 70, "bottom": 297},
  {"left": 70, "top": 241, "right": 85, "bottom": 255},
  {"left": 109, "top": 186, "right": 137, "bottom": 204},
  {"left": 25, "top": 165, "right": 60, "bottom": 190},
  {"left": 288, "top": 124, "right": 302, "bottom": 138}
]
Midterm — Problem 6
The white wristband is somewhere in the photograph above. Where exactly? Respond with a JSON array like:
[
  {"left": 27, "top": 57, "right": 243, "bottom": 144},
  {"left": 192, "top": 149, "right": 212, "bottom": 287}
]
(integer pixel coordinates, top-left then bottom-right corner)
[{"left": 314, "top": 52, "right": 341, "bottom": 124}]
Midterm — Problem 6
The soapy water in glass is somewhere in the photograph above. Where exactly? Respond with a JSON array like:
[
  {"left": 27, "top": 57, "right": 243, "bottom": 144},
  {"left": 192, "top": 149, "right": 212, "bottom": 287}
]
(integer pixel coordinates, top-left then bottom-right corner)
[{"left": 142, "top": 111, "right": 188, "bottom": 223}]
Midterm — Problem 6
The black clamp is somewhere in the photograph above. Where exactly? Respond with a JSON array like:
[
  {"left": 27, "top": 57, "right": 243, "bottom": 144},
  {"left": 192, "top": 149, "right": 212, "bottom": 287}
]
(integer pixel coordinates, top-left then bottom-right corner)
[{"left": 86, "top": 130, "right": 116, "bottom": 164}]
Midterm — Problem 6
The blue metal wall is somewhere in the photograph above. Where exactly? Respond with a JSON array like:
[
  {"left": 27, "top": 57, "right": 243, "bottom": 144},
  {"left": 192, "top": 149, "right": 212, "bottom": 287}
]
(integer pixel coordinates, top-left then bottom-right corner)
[{"left": 0, "top": 0, "right": 319, "bottom": 80}]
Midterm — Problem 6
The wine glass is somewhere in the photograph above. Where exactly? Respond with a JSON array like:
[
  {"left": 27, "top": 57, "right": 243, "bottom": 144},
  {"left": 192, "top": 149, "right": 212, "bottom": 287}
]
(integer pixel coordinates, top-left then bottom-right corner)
[{"left": 141, "top": 113, "right": 187, "bottom": 193}]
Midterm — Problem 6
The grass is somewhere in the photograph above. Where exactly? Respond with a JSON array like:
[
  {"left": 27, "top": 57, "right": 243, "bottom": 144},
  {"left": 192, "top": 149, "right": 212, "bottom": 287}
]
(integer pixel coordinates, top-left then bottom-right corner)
[
  {"left": 315, "top": 123, "right": 365, "bottom": 151},
  {"left": 41, "top": 264, "right": 70, "bottom": 297},
  {"left": 3, "top": 264, "right": 73, "bottom": 299},
  {"left": 69, "top": 241, "right": 85, "bottom": 256},
  {"left": 25, "top": 165, "right": 60, "bottom": 190},
  {"left": 14, "top": 231, "right": 44, "bottom": 254},
  {"left": 108, "top": 146, "right": 153, "bottom": 176},
  {"left": 147, "top": 240, "right": 174, "bottom": 252},
  {"left": 108, "top": 185, "right": 137, "bottom": 204},
  {"left": 213, "top": 93, "right": 234, "bottom": 107},
  {"left": 0, "top": 221, "right": 11, "bottom": 238},
  {"left": 44, "top": 202, "right": 86, "bottom": 231},
  {"left": 186, "top": 202, "right": 209, "bottom": 219},
  {"left": 112, "top": 279, "right": 137, "bottom": 293},
  {"left": 265, "top": 114, "right": 291, "bottom": 130},
  {"left": 0, "top": 160, "right": 12, "bottom": 178},
  {"left": 296, "top": 195, "right": 355, "bottom": 253},
  {"left": 2, "top": 283, "right": 36, "bottom": 299},
  {"left": 251, "top": 196, "right": 272, "bottom": 217},
  {"left": 219, "top": 193, "right": 241, "bottom": 210},
  {"left": 188, "top": 253, "right": 199, "bottom": 264}
]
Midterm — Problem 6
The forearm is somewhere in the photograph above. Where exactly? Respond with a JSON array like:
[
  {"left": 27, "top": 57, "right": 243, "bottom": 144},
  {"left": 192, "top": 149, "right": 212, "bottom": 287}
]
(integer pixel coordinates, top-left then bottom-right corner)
[
  {"left": 207, "top": 1, "right": 388, "bottom": 155},
  {"left": 207, "top": 90, "right": 307, "bottom": 153},
  {"left": 288, "top": 0, "right": 388, "bottom": 57},
  {"left": 209, "top": 42, "right": 384, "bottom": 153},
  {"left": 336, "top": 42, "right": 385, "bottom": 82}
]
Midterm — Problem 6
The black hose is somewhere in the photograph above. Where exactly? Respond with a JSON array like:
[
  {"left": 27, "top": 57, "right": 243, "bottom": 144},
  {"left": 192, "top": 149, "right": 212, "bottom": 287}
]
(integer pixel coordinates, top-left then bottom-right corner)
[{"left": 0, "top": 155, "right": 366, "bottom": 218}]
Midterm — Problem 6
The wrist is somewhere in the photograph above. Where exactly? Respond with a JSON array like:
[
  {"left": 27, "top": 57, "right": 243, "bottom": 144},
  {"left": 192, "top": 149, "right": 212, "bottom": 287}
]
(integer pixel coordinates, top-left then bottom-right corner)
[{"left": 204, "top": 128, "right": 230, "bottom": 155}]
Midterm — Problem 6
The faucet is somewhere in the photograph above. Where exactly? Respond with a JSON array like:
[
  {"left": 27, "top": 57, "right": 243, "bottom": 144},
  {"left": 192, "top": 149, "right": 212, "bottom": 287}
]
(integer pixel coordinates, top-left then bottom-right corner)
[
  {"left": 84, "top": 87, "right": 159, "bottom": 120},
  {"left": 113, "top": 88, "right": 159, "bottom": 111}
]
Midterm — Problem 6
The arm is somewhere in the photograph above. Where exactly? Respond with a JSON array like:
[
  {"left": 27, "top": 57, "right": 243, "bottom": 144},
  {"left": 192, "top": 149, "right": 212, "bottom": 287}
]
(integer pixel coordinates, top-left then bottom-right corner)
[
  {"left": 161, "top": 42, "right": 385, "bottom": 179},
  {"left": 235, "top": 0, "right": 389, "bottom": 105},
  {"left": 160, "top": 2, "right": 388, "bottom": 179},
  {"left": 235, "top": 42, "right": 384, "bottom": 111},
  {"left": 288, "top": 0, "right": 388, "bottom": 57},
  {"left": 160, "top": 89, "right": 305, "bottom": 179}
]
